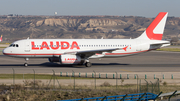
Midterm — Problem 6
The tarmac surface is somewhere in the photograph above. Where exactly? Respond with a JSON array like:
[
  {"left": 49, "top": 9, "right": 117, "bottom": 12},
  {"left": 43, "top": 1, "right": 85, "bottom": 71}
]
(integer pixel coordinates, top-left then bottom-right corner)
[
  {"left": 1, "top": 46, "right": 180, "bottom": 100},
  {"left": 0, "top": 51, "right": 180, "bottom": 73}
]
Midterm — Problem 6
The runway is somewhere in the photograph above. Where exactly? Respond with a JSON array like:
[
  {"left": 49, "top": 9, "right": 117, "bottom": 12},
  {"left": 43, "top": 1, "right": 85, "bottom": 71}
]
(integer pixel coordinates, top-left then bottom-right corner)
[{"left": 0, "top": 51, "right": 180, "bottom": 74}]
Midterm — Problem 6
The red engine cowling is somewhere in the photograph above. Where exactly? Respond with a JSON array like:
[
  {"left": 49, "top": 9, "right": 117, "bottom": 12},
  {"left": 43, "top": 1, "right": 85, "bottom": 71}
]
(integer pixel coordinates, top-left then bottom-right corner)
[
  {"left": 48, "top": 57, "right": 59, "bottom": 62},
  {"left": 60, "top": 54, "right": 81, "bottom": 64}
]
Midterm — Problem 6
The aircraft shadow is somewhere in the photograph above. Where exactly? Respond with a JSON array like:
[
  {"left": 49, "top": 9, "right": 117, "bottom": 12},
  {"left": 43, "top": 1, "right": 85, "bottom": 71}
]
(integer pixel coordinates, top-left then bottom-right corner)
[
  {"left": 0, "top": 62, "right": 129, "bottom": 68},
  {"left": 38, "top": 63, "right": 180, "bottom": 68},
  {"left": 1, "top": 63, "right": 179, "bottom": 68},
  {"left": 39, "top": 62, "right": 129, "bottom": 68}
]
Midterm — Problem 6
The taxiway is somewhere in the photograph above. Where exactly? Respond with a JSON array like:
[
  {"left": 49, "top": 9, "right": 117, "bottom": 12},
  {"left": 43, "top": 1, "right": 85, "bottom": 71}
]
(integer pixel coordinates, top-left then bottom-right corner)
[{"left": 0, "top": 51, "right": 180, "bottom": 73}]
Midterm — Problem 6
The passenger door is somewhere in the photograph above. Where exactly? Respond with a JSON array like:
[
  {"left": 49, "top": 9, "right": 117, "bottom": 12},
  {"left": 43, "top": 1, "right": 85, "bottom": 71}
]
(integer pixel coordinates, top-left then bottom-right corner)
[{"left": 24, "top": 40, "right": 30, "bottom": 52}]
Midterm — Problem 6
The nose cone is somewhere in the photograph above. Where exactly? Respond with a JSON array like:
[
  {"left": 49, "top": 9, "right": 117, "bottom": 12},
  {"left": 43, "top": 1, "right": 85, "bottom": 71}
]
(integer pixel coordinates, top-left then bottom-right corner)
[
  {"left": 2, "top": 48, "right": 6, "bottom": 55},
  {"left": 2, "top": 48, "right": 9, "bottom": 55}
]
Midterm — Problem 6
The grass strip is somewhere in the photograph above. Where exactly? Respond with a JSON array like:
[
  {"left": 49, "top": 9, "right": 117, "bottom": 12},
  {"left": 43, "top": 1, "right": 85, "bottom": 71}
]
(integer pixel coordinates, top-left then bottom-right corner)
[
  {"left": 0, "top": 74, "right": 94, "bottom": 79},
  {"left": 156, "top": 48, "right": 180, "bottom": 52}
]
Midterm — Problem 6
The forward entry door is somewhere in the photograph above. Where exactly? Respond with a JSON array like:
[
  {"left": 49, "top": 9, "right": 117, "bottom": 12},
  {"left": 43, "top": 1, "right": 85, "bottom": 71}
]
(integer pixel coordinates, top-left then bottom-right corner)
[{"left": 24, "top": 40, "right": 30, "bottom": 52}]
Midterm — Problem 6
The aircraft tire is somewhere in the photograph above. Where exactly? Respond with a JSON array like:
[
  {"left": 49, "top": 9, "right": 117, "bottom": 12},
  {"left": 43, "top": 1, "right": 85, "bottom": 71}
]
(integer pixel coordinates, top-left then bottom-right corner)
[
  {"left": 24, "top": 63, "right": 28, "bottom": 67},
  {"left": 85, "top": 62, "right": 92, "bottom": 67}
]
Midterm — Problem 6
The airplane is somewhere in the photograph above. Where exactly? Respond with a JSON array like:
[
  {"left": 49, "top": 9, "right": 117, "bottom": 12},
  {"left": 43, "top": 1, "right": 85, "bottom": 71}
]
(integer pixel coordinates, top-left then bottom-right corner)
[
  {"left": 0, "top": 35, "right": 2, "bottom": 42},
  {"left": 2, "top": 12, "right": 170, "bottom": 67}
]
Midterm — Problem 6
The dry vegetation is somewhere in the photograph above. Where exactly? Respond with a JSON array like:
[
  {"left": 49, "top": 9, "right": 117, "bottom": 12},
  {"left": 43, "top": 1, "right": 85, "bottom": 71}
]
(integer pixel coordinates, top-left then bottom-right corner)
[
  {"left": 0, "top": 81, "right": 136, "bottom": 101},
  {"left": 1, "top": 15, "right": 180, "bottom": 42},
  {"left": 0, "top": 80, "right": 179, "bottom": 101}
]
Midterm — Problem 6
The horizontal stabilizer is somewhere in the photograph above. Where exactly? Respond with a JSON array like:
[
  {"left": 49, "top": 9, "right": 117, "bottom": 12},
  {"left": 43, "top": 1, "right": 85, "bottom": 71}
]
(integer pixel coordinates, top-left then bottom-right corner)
[{"left": 150, "top": 40, "right": 170, "bottom": 49}]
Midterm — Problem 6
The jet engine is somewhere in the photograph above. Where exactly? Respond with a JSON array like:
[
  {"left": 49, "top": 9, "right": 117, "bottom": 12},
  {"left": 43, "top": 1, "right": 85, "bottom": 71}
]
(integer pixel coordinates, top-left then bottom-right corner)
[
  {"left": 60, "top": 54, "right": 82, "bottom": 64},
  {"left": 48, "top": 55, "right": 83, "bottom": 64}
]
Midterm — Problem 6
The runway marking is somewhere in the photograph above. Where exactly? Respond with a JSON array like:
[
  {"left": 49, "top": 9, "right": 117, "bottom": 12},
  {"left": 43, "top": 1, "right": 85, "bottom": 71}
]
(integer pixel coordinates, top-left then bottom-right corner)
[{"left": 120, "top": 69, "right": 132, "bottom": 72}]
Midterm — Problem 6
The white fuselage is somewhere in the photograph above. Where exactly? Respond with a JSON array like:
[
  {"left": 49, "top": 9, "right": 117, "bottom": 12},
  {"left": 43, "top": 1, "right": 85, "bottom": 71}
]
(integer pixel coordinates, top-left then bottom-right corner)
[{"left": 3, "top": 38, "right": 164, "bottom": 58}]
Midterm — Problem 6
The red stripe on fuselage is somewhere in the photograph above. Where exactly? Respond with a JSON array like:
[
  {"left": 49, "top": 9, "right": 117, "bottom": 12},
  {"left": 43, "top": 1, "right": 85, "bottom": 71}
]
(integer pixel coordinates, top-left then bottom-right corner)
[
  {"left": 3, "top": 53, "right": 61, "bottom": 55},
  {"left": 3, "top": 50, "right": 151, "bottom": 57}
]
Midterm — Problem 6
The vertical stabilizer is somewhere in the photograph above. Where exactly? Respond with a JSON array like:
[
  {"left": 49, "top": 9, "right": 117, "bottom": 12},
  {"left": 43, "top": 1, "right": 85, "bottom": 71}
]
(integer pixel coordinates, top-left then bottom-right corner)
[
  {"left": 0, "top": 35, "right": 2, "bottom": 42},
  {"left": 137, "top": 12, "right": 168, "bottom": 40}
]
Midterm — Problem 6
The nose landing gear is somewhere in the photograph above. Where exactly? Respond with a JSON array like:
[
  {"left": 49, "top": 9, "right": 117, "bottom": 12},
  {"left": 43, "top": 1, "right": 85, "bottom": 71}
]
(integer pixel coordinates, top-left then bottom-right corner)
[{"left": 24, "top": 58, "right": 29, "bottom": 67}]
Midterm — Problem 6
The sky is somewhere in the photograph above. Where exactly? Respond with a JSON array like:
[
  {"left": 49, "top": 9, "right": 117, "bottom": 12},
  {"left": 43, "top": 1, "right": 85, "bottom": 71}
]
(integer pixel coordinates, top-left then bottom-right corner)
[{"left": 0, "top": 0, "right": 179, "bottom": 17}]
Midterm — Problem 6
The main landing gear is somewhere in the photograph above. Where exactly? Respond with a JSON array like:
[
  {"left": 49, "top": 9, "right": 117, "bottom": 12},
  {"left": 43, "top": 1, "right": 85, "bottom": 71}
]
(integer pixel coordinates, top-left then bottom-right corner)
[
  {"left": 85, "top": 62, "right": 92, "bottom": 67},
  {"left": 24, "top": 58, "right": 29, "bottom": 67},
  {"left": 84, "top": 59, "right": 92, "bottom": 67}
]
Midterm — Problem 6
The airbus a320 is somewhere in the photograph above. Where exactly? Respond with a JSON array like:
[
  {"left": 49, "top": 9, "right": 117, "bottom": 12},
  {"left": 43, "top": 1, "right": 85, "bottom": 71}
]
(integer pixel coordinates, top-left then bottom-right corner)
[{"left": 3, "top": 12, "right": 170, "bottom": 67}]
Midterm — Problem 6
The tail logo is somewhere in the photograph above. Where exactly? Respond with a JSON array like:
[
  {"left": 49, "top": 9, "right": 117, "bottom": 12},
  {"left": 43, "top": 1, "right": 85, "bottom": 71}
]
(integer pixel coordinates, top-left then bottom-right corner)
[
  {"left": 146, "top": 12, "right": 167, "bottom": 40},
  {"left": 123, "top": 46, "right": 128, "bottom": 51}
]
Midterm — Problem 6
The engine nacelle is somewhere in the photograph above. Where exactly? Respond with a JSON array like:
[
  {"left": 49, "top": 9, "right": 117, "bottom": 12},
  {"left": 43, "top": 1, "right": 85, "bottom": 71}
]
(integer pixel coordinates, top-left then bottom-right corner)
[
  {"left": 60, "top": 54, "right": 81, "bottom": 64},
  {"left": 48, "top": 57, "right": 59, "bottom": 62}
]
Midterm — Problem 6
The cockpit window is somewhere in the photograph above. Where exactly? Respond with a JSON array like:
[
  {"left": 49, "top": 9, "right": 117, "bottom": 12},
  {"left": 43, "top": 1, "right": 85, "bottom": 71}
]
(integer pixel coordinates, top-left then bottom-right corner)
[
  {"left": 9, "top": 44, "right": 19, "bottom": 47},
  {"left": 9, "top": 44, "right": 13, "bottom": 47}
]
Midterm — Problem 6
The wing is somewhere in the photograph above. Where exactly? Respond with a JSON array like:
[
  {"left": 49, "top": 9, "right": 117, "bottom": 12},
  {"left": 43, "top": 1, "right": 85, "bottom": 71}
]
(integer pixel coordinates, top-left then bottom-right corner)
[{"left": 63, "top": 48, "right": 123, "bottom": 58}]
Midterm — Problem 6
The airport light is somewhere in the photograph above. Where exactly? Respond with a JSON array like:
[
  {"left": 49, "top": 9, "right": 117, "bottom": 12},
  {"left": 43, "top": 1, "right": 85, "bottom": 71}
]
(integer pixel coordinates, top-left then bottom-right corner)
[
  {"left": 116, "top": 72, "right": 118, "bottom": 89},
  {"left": 135, "top": 74, "right": 139, "bottom": 93},
  {"left": 72, "top": 70, "right": 75, "bottom": 90},
  {"left": 33, "top": 69, "right": 35, "bottom": 89},
  {"left": 93, "top": 70, "right": 96, "bottom": 89},
  {"left": 12, "top": 68, "right": 15, "bottom": 86}
]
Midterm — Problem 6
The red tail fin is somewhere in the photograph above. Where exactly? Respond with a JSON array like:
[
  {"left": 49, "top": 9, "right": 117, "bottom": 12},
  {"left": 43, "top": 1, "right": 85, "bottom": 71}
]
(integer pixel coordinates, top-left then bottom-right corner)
[
  {"left": 0, "top": 35, "right": 2, "bottom": 42},
  {"left": 137, "top": 12, "right": 168, "bottom": 40}
]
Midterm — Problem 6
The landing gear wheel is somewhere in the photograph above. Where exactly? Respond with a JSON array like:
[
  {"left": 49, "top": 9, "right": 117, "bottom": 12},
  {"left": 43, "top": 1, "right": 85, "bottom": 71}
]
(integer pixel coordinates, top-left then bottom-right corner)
[
  {"left": 85, "top": 62, "right": 92, "bottom": 67},
  {"left": 24, "top": 63, "right": 28, "bottom": 67},
  {"left": 24, "top": 58, "right": 29, "bottom": 67}
]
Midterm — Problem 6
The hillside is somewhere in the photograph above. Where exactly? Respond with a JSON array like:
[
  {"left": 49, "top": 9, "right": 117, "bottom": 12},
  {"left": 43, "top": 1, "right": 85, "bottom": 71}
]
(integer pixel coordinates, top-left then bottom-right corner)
[{"left": 0, "top": 15, "right": 180, "bottom": 42}]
